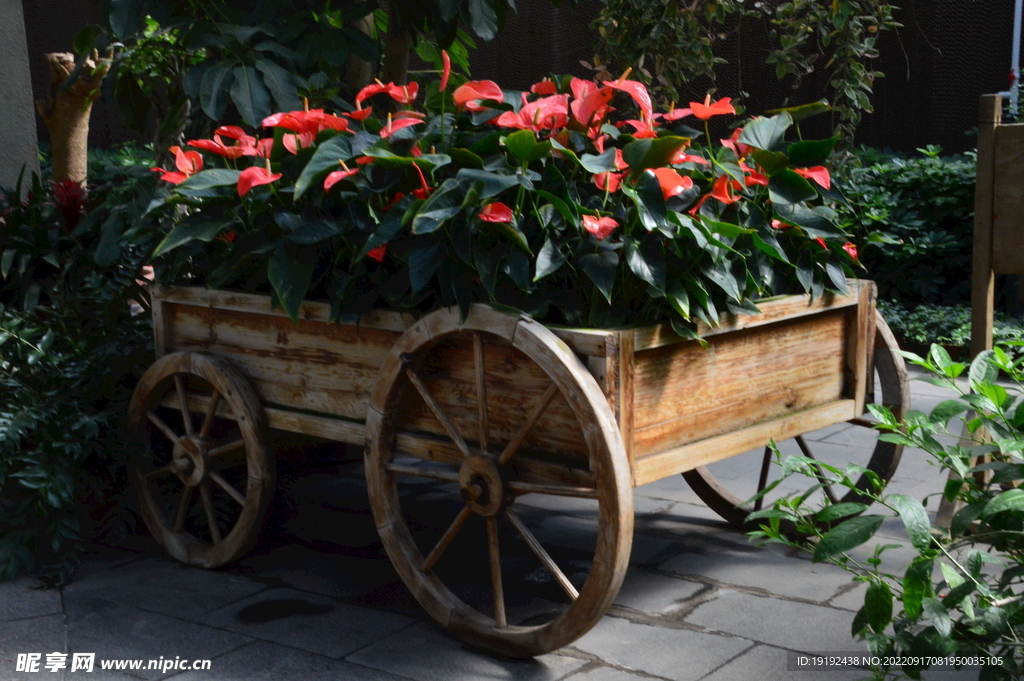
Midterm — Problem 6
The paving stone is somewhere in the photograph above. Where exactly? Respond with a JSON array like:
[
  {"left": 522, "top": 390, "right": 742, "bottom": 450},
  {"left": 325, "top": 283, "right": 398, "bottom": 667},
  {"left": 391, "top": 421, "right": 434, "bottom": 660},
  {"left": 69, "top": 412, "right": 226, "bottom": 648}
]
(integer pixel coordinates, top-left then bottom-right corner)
[
  {"left": 699, "top": 644, "right": 866, "bottom": 681},
  {"left": 562, "top": 665, "right": 654, "bottom": 681},
  {"left": 168, "top": 641, "right": 408, "bottom": 681},
  {"left": 828, "top": 583, "right": 867, "bottom": 612},
  {"left": 570, "top": 615, "right": 752, "bottom": 681},
  {"left": 685, "top": 589, "right": 858, "bottom": 652},
  {"left": 203, "top": 587, "right": 414, "bottom": 658},
  {"left": 234, "top": 546, "right": 400, "bottom": 599},
  {"left": 631, "top": 477, "right": 705, "bottom": 504},
  {"left": 347, "top": 621, "right": 586, "bottom": 681},
  {"left": 63, "top": 558, "right": 265, "bottom": 621},
  {"left": 0, "top": 577, "right": 62, "bottom": 622},
  {"left": 612, "top": 570, "right": 704, "bottom": 616},
  {"left": 660, "top": 540, "right": 850, "bottom": 602},
  {"left": 65, "top": 602, "right": 251, "bottom": 681},
  {"left": 0, "top": 614, "right": 66, "bottom": 679}
]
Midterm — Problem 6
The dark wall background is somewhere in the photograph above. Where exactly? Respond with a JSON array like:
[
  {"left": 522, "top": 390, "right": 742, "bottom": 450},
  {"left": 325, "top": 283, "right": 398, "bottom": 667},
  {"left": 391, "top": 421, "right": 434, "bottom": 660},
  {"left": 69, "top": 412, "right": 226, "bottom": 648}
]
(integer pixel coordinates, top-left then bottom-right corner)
[{"left": 20, "top": 0, "right": 1015, "bottom": 153}]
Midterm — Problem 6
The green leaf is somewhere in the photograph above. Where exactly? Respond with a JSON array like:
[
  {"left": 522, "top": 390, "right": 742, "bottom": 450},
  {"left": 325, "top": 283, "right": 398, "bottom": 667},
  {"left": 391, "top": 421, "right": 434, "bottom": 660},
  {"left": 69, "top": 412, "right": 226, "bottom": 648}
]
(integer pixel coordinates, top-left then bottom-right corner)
[
  {"left": 812, "top": 514, "right": 885, "bottom": 562},
  {"left": 768, "top": 169, "right": 817, "bottom": 205},
  {"left": 751, "top": 149, "right": 788, "bottom": 175},
  {"left": 968, "top": 350, "right": 998, "bottom": 388},
  {"left": 903, "top": 558, "right": 933, "bottom": 619},
  {"left": 412, "top": 179, "right": 464, "bottom": 234},
  {"left": 73, "top": 25, "right": 103, "bottom": 57},
  {"left": 889, "top": 494, "right": 932, "bottom": 551},
  {"left": 765, "top": 100, "right": 831, "bottom": 122},
  {"left": 825, "top": 260, "right": 849, "bottom": 294},
  {"left": 199, "top": 61, "right": 236, "bottom": 121},
  {"left": 788, "top": 136, "right": 839, "bottom": 166},
  {"left": 467, "top": 0, "right": 499, "bottom": 40},
  {"left": 929, "top": 399, "right": 969, "bottom": 426},
  {"left": 409, "top": 237, "right": 445, "bottom": 294},
  {"left": 579, "top": 251, "right": 618, "bottom": 303},
  {"left": 534, "top": 236, "right": 565, "bottom": 281},
  {"left": 921, "top": 597, "right": 952, "bottom": 638},
  {"left": 625, "top": 170, "right": 667, "bottom": 232},
  {"left": 622, "top": 136, "right": 689, "bottom": 173},
  {"left": 288, "top": 220, "right": 340, "bottom": 245},
  {"left": 177, "top": 169, "right": 241, "bottom": 192},
  {"left": 580, "top": 148, "right": 620, "bottom": 173},
  {"left": 230, "top": 64, "right": 272, "bottom": 126},
  {"left": 701, "top": 261, "right": 743, "bottom": 302},
  {"left": 254, "top": 56, "right": 302, "bottom": 111},
  {"left": 536, "top": 190, "right": 577, "bottom": 223},
  {"left": 503, "top": 129, "right": 551, "bottom": 162},
  {"left": 625, "top": 237, "right": 665, "bottom": 293},
  {"left": 816, "top": 502, "right": 868, "bottom": 522},
  {"left": 738, "top": 112, "right": 792, "bottom": 152},
  {"left": 293, "top": 135, "right": 353, "bottom": 199},
  {"left": 865, "top": 581, "right": 893, "bottom": 633},
  {"left": 983, "top": 489, "right": 1024, "bottom": 517},
  {"left": 774, "top": 204, "right": 846, "bottom": 239},
  {"left": 703, "top": 219, "right": 754, "bottom": 240},
  {"left": 268, "top": 243, "right": 315, "bottom": 324},
  {"left": 667, "top": 282, "right": 690, "bottom": 319},
  {"left": 153, "top": 217, "right": 231, "bottom": 256},
  {"left": 456, "top": 169, "right": 520, "bottom": 198},
  {"left": 752, "top": 232, "right": 790, "bottom": 264}
]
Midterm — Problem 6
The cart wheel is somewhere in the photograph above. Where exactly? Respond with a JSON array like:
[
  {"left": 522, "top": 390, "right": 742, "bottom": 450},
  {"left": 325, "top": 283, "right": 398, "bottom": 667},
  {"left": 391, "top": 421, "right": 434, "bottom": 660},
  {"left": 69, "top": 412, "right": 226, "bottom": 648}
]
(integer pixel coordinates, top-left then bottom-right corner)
[
  {"left": 365, "top": 305, "right": 633, "bottom": 658},
  {"left": 128, "top": 351, "right": 273, "bottom": 568},
  {"left": 683, "top": 310, "right": 909, "bottom": 530}
]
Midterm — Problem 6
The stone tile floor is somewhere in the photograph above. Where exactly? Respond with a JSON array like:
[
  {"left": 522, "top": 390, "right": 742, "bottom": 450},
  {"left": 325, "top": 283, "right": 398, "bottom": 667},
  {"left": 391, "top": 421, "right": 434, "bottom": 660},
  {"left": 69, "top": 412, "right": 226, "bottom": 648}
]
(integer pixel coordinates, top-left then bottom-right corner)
[{"left": 0, "top": 367, "right": 983, "bottom": 681}]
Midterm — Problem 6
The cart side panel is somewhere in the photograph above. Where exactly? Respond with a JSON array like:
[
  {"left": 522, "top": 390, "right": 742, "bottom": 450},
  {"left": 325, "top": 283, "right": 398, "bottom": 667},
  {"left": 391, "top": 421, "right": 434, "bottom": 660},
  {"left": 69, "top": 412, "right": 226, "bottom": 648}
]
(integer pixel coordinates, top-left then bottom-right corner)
[{"left": 630, "top": 308, "right": 849, "bottom": 463}]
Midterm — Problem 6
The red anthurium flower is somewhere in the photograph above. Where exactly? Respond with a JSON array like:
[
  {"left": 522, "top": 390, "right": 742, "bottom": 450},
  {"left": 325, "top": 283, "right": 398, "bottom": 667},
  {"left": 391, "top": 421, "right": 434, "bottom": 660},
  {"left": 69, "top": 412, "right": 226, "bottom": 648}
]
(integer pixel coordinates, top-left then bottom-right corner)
[
  {"left": 793, "top": 165, "right": 831, "bottom": 190},
  {"left": 720, "top": 127, "right": 753, "bottom": 159},
  {"left": 254, "top": 138, "right": 274, "bottom": 159},
  {"left": 709, "top": 173, "right": 742, "bottom": 204},
  {"left": 152, "top": 146, "right": 203, "bottom": 183},
  {"left": 570, "top": 77, "right": 599, "bottom": 101},
  {"left": 388, "top": 82, "right": 419, "bottom": 105},
  {"left": 690, "top": 95, "right": 736, "bottom": 120},
  {"left": 214, "top": 125, "right": 248, "bottom": 140},
  {"left": 815, "top": 237, "right": 828, "bottom": 250},
  {"left": 283, "top": 131, "right": 315, "bottom": 155},
  {"left": 594, "top": 172, "right": 624, "bottom": 193},
  {"left": 380, "top": 113, "right": 424, "bottom": 139},
  {"left": 324, "top": 161, "right": 358, "bottom": 191},
  {"left": 453, "top": 80, "right": 504, "bottom": 111},
  {"left": 479, "top": 202, "right": 514, "bottom": 223},
  {"left": 842, "top": 242, "right": 859, "bottom": 260},
  {"left": 671, "top": 150, "right": 710, "bottom": 165},
  {"left": 356, "top": 81, "right": 391, "bottom": 106},
  {"left": 439, "top": 50, "right": 451, "bottom": 92},
  {"left": 367, "top": 244, "right": 388, "bottom": 262},
  {"left": 603, "top": 70, "right": 653, "bottom": 122},
  {"left": 771, "top": 220, "right": 792, "bottom": 230},
  {"left": 582, "top": 215, "right": 619, "bottom": 240},
  {"left": 593, "top": 135, "right": 608, "bottom": 154},
  {"left": 531, "top": 79, "right": 558, "bottom": 95},
  {"left": 495, "top": 94, "right": 569, "bottom": 132},
  {"left": 411, "top": 162, "right": 433, "bottom": 199},
  {"left": 654, "top": 168, "right": 693, "bottom": 200},
  {"left": 393, "top": 110, "right": 427, "bottom": 120},
  {"left": 356, "top": 156, "right": 374, "bottom": 166},
  {"left": 739, "top": 163, "right": 769, "bottom": 187},
  {"left": 625, "top": 118, "right": 658, "bottom": 138},
  {"left": 215, "top": 230, "right": 236, "bottom": 244},
  {"left": 346, "top": 107, "right": 374, "bottom": 121},
  {"left": 613, "top": 149, "right": 627, "bottom": 171},
  {"left": 570, "top": 87, "right": 614, "bottom": 129},
  {"left": 660, "top": 106, "right": 693, "bottom": 121},
  {"left": 189, "top": 136, "right": 244, "bottom": 159},
  {"left": 237, "top": 165, "right": 282, "bottom": 196}
]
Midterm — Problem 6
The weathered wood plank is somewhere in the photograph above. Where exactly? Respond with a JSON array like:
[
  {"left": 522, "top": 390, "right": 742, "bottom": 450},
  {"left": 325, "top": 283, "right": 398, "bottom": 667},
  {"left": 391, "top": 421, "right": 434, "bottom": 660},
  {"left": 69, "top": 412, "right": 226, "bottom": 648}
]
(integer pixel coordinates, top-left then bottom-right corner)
[
  {"left": 972, "top": 95, "right": 1001, "bottom": 358},
  {"left": 843, "top": 281, "right": 876, "bottom": 415},
  {"left": 991, "top": 122, "right": 1024, "bottom": 275},
  {"left": 633, "top": 399, "right": 858, "bottom": 486}
]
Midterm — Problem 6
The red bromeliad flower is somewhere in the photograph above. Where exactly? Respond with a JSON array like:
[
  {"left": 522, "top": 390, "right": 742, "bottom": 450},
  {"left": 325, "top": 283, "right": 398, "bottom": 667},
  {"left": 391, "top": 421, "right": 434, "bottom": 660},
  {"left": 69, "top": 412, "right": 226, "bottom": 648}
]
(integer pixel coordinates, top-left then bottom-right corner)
[
  {"left": 653, "top": 168, "right": 693, "bottom": 200},
  {"left": 453, "top": 80, "right": 504, "bottom": 111},
  {"left": 367, "top": 244, "right": 388, "bottom": 262},
  {"left": 479, "top": 202, "right": 513, "bottom": 222},
  {"left": 582, "top": 215, "right": 619, "bottom": 240},
  {"left": 324, "top": 161, "right": 358, "bottom": 191},
  {"left": 690, "top": 95, "right": 736, "bottom": 120},
  {"left": 237, "top": 164, "right": 283, "bottom": 196},
  {"left": 439, "top": 50, "right": 451, "bottom": 92},
  {"left": 793, "top": 166, "right": 831, "bottom": 190},
  {"left": 495, "top": 95, "right": 569, "bottom": 132},
  {"left": 152, "top": 146, "right": 203, "bottom": 184},
  {"left": 842, "top": 242, "right": 859, "bottom": 260},
  {"left": 709, "top": 174, "right": 743, "bottom": 204},
  {"left": 51, "top": 179, "right": 87, "bottom": 229}
]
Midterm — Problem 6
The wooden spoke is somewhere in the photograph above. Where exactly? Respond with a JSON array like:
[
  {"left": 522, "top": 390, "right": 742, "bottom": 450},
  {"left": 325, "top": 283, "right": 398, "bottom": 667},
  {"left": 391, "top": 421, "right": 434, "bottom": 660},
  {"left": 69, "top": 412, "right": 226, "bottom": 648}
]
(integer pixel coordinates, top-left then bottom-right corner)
[
  {"left": 173, "top": 486, "right": 193, "bottom": 533},
  {"left": 473, "top": 331, "right": 489, "bottom": 454},
  {"left": 209, "top": 471, "right": 246, "bottom": 506},
  {"left": 498, "top": 383, "right": 559, "bottom": 466},
  {"left": 508, "top": 480, "right": 599, "bottom": 499},
  {"left": 147, "top": 411, "right": 180, "bottom": 445},
  {"left": 420, "top": 505, "right": 473, "bottom": 572},
  {"left": 505, "top": 509, "right": 578, "bottom": 601},
  {"left": 795, "top": 435, "right": 839, "bottom": 504},
  {"left": 199, "top": 483, "right": 222, "bottom": 543},
  {"left": 754, "top": 445, "right": 773, "bottom": 513},
  {"left": 405, "top": 367, "right": 472, "bottom": 459},
  {"left": 145, "top": 462, "right": 177, "bottom": 480},
  {"left": 208, "top": 438, "right": 245, "bottom": 458},
  {"left": 486, "top": 516, "right": 507, "bottom": 628},
  {"left": 174, "top": 375, "right": 194, "bottom": 435},
  {"left": 200, "top": 389, "right": 222, "bottom": 439},
  {"left": 385, "top": 462, "right": 460, "bottom": 484}
]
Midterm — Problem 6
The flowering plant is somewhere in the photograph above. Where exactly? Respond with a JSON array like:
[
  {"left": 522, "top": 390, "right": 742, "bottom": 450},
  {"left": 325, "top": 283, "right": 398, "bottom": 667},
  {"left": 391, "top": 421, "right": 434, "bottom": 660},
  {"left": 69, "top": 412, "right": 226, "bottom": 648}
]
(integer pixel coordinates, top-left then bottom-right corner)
[{"left": 146, "top": 59, "right": 860, "bottom": 333}]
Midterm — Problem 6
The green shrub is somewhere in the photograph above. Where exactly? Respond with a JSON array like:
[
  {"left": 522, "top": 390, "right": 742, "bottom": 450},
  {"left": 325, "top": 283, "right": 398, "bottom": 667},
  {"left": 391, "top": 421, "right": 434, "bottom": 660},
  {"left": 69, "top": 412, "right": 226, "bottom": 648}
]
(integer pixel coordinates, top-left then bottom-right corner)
[
  {"left": 839, "top": 146, "right": 976, "bottom": 306},
  {"left": 750, "top": 346, "right": 1024, "bottom": 680},
  {"left": 878, "top": 300, "right": 1024, "bottom": 355},
  {"left": 0, "top": 151, "right": 159, "bottom": 585}
]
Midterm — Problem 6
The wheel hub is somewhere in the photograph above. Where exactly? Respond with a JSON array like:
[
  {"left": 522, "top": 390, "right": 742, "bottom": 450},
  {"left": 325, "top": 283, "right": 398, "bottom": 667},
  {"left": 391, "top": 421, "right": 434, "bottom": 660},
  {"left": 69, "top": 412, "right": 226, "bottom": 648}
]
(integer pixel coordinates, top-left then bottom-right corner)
[
  {"left": 172, "top": 436, "right": 209, "bottom": 487},
  {"left": 458, "top": 455, "right": 507, "bottom": 516}
]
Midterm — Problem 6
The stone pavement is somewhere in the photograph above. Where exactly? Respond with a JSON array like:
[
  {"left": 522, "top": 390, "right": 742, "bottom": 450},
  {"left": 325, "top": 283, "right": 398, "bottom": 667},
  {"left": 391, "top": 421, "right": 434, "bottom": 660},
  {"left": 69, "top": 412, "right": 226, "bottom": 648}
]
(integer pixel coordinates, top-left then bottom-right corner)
[{"left": 1, "top": 367, "right": 982, "bottom": 681}]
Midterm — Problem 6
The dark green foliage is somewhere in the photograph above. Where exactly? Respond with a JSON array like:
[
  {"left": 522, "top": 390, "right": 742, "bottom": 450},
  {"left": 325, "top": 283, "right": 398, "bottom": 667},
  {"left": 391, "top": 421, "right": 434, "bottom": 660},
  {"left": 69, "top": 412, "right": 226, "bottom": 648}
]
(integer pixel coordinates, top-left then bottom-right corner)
[
  {"left": 839, "top": 146, "right": 977, "bottom": 306},
  {"left": 0, "top": 149, "right": 159, "bottom": 585},
  {"left": 878, "top": 300, "right": 1024, "bottom": 354}
]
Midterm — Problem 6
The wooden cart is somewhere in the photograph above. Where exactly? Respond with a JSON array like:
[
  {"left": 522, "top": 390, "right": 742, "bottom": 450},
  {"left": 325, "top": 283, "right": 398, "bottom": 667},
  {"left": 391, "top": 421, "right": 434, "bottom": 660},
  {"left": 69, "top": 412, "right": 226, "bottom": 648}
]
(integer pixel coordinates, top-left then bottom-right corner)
[{"left": 128, "top": 279, "right": 908, "bottom": 657}]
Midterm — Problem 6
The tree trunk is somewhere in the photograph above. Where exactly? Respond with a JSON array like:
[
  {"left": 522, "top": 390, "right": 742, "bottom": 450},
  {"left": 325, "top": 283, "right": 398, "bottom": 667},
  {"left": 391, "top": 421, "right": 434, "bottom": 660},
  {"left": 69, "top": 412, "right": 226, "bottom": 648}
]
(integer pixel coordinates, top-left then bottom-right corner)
[
  {"left": 381, "top": 10, "right": 412, "bottom": 85},
  {"left": 345, "top": 16, "right": 376, "bottom": 95},
  {"left": 35, "top": 52, "right": 110, "bottom": 185}
]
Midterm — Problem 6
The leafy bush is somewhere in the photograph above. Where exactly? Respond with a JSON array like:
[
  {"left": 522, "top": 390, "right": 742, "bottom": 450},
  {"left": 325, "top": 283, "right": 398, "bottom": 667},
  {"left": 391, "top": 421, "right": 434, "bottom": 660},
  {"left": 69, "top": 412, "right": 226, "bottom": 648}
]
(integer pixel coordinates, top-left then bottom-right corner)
[
  {"left": 147, "top": 66, "right": 862, "bottom": 336},
  {"left": 0, "top": 152, "right": 159, "bottom": 585},
  {"left": 878, "top": 301, "right": 1024, "bottom": 355},
  {"left": 750, "top": 346, "right": 1024, "bottom": 680},
  {"left": 839, "top": 146, "right": 976, "bottom": 306}
]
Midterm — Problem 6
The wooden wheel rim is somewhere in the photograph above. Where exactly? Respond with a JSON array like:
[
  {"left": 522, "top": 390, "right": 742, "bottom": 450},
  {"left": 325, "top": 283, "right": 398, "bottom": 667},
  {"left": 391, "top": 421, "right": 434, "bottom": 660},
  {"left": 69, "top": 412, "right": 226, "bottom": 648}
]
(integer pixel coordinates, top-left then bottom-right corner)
[
  {"left": 365, "top": 305, "right": 634, "bottom": 657},
  {"left": 128, "top": 351, "right": 273, "bottom": 568},
  {"left": 683, "top": 310, "right": 910, "bottom": 529}
]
